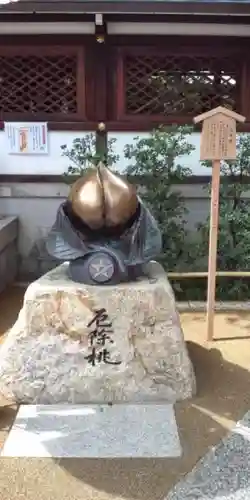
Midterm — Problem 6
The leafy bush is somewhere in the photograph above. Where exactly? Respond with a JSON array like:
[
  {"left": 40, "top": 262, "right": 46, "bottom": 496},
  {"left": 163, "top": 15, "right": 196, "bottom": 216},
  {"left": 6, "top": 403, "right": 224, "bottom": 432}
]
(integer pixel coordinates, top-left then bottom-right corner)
[
  {"left": 124, "top": 125, "right": 195, "bottom": 270},
  {"left": 193, "top": 134, "right": 250, "bottom": 300},
  {"left": 61, "top": 127, "right": 250, "bottom": 301},
  {"left": 61, "top": 133, "right": 119, "bottom": 182}
]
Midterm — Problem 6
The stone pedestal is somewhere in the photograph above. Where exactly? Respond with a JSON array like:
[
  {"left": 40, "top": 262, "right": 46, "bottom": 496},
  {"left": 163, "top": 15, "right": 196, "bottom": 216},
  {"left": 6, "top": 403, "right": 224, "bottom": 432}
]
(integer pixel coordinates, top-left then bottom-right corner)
[{"left": 0, "top": 261, "right": 196, "bottom": 404}]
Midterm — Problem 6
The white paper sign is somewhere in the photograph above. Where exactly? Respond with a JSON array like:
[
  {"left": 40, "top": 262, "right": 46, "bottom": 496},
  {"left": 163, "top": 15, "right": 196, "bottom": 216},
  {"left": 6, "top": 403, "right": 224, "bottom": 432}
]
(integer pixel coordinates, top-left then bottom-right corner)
[{"left": 4, "top": 122, "right": 49, "bottom": 155}]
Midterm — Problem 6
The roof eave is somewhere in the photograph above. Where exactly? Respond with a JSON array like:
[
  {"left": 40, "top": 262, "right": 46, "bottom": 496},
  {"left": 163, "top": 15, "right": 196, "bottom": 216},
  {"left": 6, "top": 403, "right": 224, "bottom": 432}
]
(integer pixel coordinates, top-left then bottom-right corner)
[{"left": 2, "top": 1, "right": 250, "bottom": 16}]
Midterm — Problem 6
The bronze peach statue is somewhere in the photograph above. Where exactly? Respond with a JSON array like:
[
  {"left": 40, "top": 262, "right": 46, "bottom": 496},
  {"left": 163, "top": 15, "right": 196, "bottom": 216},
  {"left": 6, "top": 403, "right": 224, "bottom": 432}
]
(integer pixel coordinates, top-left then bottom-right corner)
[{"left": 46, "top": 163, "right": 162, "bottom": 285}]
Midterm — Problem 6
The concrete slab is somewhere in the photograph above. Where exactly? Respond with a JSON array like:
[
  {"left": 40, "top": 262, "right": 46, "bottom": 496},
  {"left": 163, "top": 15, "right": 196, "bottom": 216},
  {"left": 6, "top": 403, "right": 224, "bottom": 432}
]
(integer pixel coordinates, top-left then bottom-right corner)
[
  {"left": 1, "top": 404, "right": 182, "bottom": 458},
  {"left": 165, "top": 410, "right": 250, "bottom": 500}
]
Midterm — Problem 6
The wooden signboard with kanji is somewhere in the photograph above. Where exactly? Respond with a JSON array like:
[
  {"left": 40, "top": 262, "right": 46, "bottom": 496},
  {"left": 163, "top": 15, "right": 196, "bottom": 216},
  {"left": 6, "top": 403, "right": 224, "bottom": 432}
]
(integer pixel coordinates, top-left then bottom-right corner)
[
  {"left": 200, "top": 113, "right": 236, "bottom": 161},
  {"left": 194, "top": 106, "right": 245, "bottom": 341}
]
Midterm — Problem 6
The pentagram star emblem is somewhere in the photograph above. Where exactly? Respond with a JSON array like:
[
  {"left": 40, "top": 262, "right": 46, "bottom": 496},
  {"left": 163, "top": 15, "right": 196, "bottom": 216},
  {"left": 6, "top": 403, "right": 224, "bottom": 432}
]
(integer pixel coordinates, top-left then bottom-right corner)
[{"left": 88, "top": 255, "right": 115, "bottom": 282}]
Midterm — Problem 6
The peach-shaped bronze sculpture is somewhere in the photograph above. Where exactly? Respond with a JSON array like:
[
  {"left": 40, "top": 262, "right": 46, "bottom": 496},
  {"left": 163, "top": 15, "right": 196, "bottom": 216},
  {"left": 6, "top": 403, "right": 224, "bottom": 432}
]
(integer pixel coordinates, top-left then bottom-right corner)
[
  {"left": 69, "top": 163, "right": 138, "bottom": 230},
  {"left": 46, "top": 162, "right": 162, "bottom": 285}
]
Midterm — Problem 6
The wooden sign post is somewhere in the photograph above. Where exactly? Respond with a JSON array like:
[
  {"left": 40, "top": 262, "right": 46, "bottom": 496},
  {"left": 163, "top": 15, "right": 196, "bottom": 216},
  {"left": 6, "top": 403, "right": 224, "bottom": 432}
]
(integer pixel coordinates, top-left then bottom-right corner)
[{"left": 193, "top": 107, "right": 245, "bottom": 341}]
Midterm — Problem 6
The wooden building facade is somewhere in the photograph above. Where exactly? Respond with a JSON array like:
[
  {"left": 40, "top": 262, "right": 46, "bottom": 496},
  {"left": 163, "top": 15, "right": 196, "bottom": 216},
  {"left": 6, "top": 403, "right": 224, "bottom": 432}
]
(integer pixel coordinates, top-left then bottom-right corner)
[{"left": 1, "top": 0, "right": 250, "bottom": 135}]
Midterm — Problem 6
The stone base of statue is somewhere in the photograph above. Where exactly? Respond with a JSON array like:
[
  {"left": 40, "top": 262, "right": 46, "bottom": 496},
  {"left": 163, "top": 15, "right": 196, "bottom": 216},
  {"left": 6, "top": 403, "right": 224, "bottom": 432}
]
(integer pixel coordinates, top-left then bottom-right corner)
[{"left": 0, "top": 261, "right": 196, "bottom": 404}]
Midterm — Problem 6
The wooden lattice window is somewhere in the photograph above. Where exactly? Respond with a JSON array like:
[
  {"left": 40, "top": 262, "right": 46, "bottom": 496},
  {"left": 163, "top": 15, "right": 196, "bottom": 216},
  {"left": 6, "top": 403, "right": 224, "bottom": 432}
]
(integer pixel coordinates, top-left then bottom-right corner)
[
  {"left": 0, "top": 46, "right": 85, "bottom": 121},
  {"left": 116, "top": 48, "right": 241, "bottom": 122}
]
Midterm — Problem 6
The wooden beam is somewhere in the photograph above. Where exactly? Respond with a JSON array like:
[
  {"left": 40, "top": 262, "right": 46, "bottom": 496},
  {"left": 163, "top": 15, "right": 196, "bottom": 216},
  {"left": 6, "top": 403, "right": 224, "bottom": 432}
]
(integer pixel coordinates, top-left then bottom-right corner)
[
  {"left": 2, "top": 1, "right": 250, "bottom": 16},
  {"left": 167, "top": 272, "right": 250, "bottom": 278}
]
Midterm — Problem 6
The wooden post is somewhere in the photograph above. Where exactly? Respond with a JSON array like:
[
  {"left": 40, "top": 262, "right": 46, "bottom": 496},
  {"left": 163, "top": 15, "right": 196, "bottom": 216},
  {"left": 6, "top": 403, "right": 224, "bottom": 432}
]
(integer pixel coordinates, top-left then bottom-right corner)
[
  {"left": 96, "top": 122, "right": 107, "bottom": 164},
  {"left": 206, "top": 159, "right": 220, "bottom": 341},
  {"left": 194, "top": 107, "right": 245, "bottom": 341}
]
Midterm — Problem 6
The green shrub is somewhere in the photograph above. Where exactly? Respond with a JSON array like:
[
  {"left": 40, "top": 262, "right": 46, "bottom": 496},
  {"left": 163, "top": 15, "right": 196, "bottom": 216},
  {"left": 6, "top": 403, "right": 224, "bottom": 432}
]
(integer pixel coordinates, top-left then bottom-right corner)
[
  {"left": 194, "top": 134, "right": 250, "bottom": 300},
  {"left": 60, "top": 127, "right": 250, "bottom": 300},
  {"left": 61, "top": 133, "right": 119, "bottom": 182},
  {"left": 124, "top": 125, "right": 195, "bottom": 271}
]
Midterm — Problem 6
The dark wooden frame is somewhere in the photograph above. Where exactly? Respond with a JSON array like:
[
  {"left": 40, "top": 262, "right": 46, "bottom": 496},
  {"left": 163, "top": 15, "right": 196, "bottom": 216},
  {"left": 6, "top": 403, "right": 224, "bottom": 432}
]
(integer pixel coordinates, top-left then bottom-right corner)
[
  {"left": 2, "top": 1, "right": 250, "bottom": 16},
  {"left": 1, "top": 173, "right": 250, "bottom": 184},
  {"left": 0, "top": 43, "right": 86, "bottom": 122},
  {"left": 0, "top": 34, "right": 250, "bottom": 131},
  {"left": 115, "top": 44, "right": 243, "bottom": 125}
]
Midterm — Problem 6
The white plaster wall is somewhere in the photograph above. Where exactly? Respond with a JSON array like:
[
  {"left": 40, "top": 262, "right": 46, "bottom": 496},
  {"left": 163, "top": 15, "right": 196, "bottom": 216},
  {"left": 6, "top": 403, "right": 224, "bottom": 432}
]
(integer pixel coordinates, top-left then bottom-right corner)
[
  {"left": 0, "top": 129, "right": 211, "bottom": 175},
  {"left": 0, "top": 131, "right": 92, "bottom": 175}
]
